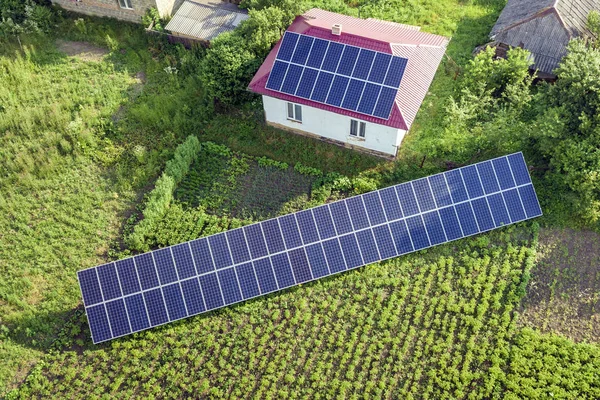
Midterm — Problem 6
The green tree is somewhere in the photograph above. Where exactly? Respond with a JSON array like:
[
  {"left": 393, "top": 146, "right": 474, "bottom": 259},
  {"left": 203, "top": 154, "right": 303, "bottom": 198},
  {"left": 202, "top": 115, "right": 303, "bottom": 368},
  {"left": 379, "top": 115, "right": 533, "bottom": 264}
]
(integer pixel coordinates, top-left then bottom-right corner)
[
  {"left": 0, "top": 0, "right": 54, "bottom": 39},
  {"left": 532, "top": 40, "right": 600, "bottom": 223}
]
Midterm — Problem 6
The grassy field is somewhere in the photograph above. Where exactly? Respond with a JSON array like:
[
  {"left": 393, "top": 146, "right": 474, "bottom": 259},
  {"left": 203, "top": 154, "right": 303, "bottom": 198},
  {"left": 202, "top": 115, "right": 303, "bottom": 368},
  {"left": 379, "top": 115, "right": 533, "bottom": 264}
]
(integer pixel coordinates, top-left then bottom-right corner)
[{"left": 2, "top": 0, "right": 600, "bottom": 397}]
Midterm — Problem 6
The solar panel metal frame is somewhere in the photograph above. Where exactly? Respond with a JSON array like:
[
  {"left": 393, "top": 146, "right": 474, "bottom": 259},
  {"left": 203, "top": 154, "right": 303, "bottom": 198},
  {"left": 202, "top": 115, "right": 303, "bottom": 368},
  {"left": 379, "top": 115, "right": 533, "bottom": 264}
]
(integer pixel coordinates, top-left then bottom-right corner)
[
  {"left": 78, "top": 152, "right": 542, "bottom": 343},
  {"left": 265, "top": 31, "right": 408, "bottom": 121}
]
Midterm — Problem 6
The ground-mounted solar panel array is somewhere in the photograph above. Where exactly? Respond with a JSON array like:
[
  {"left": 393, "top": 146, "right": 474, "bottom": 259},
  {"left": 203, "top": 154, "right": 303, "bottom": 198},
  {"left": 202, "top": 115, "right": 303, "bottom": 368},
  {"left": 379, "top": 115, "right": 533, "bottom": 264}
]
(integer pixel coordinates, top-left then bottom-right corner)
[
  {"left": 78, "top": 152, "right": 542, "bottom": 343},
  {"left": 265, "top": 31, "right": 408, "bottom": 120}
]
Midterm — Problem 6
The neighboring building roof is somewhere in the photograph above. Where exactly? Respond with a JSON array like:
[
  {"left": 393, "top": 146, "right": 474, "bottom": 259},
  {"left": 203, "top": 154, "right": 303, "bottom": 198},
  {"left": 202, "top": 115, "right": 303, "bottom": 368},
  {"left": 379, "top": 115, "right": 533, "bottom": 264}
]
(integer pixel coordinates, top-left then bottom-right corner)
[
  {"left": 165, "top": 0, "right": 248, "bottom": 42},
  {"left": 490, "top": 0, "right": 599, "bottom": 75},
  {"left": 248, "top": 8, "right": 450, "bottom": 131}
]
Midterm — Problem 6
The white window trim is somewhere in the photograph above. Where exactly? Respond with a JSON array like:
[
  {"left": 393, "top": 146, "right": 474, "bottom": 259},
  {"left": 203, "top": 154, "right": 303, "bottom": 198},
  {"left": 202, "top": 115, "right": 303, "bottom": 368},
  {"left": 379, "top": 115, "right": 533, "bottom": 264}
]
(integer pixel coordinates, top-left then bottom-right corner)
[
  {"left": 286, "top": 102, "right": 302, "bottom": 123},
  {"left": 350, "top": 119, "right": 366, "bottom": 138},
  {"left": 118, "top": 0, "right": 134, "bottom": 10}
]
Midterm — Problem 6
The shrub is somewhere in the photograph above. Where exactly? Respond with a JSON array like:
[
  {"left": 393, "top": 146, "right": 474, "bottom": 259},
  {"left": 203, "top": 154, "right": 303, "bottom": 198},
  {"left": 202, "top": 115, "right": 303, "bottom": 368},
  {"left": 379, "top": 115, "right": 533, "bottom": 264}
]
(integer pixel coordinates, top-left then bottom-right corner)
[{"left": 127, "top": 135, "right": 202, "bottom": 251}]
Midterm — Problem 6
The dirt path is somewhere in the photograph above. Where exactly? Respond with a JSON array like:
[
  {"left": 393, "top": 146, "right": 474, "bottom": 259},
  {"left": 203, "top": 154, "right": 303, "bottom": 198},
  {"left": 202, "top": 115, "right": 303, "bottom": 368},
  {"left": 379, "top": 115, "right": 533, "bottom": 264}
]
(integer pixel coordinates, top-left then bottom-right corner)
[
  {"left": 56, "top": 40, "right": 109, "bottom": 62},
  {"left": 519, "top": 227, "right": 600, "bottom": 343}
]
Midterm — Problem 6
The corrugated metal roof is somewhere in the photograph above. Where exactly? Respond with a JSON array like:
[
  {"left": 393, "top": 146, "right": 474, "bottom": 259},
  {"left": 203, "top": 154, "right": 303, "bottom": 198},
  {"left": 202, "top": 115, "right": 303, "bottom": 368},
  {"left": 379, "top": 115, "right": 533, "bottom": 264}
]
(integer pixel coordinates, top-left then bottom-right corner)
[
  {"left": 248, "top": 8, "right": 449, "bottom": 131},
  {"left": 165, "top": 0, "right": 248, "bottom": 41},
  {"left": 490, "top": 0, "right": 599, "bottom": 74}
]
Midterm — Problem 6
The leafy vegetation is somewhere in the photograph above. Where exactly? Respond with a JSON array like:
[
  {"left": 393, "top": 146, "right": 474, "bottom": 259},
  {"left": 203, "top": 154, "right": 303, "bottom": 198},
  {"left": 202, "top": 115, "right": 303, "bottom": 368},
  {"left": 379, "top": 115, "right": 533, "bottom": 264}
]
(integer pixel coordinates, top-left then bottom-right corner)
[{"left": 2, "top": 0, "right": 600, "bottom": 397}]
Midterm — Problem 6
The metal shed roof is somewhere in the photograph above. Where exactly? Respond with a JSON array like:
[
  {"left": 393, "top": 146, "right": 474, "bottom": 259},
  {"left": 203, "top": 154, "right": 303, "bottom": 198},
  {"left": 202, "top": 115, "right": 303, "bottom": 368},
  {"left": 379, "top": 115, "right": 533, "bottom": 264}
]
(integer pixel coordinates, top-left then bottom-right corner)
[{"left": 165, "top": 0, "right": 248, "bottom": 41}]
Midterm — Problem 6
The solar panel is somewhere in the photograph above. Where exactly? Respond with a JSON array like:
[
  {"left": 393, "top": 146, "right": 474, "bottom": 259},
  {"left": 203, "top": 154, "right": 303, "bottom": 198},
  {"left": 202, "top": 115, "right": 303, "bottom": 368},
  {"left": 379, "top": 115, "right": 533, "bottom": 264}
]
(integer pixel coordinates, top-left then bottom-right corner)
[
  {"left": 78, "top": 152, "right": 542, "bottom": 343},
  {"left": 265, "top": 32, "right": 408, "bottom": 120}
]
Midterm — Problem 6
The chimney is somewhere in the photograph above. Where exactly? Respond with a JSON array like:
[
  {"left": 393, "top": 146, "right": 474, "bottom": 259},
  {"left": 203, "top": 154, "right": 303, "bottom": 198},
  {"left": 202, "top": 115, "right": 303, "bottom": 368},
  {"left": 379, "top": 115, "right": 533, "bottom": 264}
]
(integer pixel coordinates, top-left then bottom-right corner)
[{"left": 332, "top": 24, "right": 342, "bottom": 36}]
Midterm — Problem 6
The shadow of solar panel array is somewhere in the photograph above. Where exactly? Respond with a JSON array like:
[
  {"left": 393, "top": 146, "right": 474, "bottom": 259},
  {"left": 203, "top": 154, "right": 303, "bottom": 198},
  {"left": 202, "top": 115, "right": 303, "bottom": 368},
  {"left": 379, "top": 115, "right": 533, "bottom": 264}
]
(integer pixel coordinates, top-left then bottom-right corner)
[
  {"left": 78, "top": 153, "right": 542, "bottom": 343},
  {"left": 265, "top": 32, "right": 408, "bottom": 120}
]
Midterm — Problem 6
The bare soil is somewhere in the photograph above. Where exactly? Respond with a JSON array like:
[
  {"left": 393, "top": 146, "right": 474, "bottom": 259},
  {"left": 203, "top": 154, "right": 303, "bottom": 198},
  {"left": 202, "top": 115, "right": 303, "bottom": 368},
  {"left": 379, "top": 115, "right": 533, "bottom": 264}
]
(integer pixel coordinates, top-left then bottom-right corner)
[
  {"left": 55, "top": 40, "right": 109, "bottom": 62},
  {"left": 519, "top": 228, "right": 600, "bottom": 343}
]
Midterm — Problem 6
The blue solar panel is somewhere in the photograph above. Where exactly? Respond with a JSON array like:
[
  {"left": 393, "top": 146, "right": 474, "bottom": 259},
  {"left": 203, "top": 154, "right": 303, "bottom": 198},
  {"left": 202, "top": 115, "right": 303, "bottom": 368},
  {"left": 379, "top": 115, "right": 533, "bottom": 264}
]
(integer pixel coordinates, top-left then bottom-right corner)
[
  {"left": 279, "top": 214, "right": 302, "bottom": 249},
  {"left": 422, "top": 211, "right": 446, "bottom": 245},
  {"left": 355, "top": 229, "right": 380, "bottom": 264},
  {"left": 153, "top": 248, "right": 177, "bottom": 285},
  {"left": 305, "top": 243, "right": 329, "bottom": 278},
  {"left": 306, "top": 38, "right": 328, "bottom": 69},
  {"left": 477, "top": 161, "right": 500, "bottom": 194},
  {"left": 144, "top": 288, "right": 168, "bottom": 326},
  {"left": 363, "top": 192, "right": 386, "bottom": 225},
  {"left": 261, "top": 219, "right": 285, "bottom": 254},
  {"left": 372, "top": 225, "right": 397, "bottom": 259},
  {"left": 226, "top": 228, "right": 251, "bottom": 264},
  {"left": 329, "top": 201, "right": 353, "bottom": 235},
  {"left": 338, "top": 234, "right": 362, "bottom": 268},
  {"left": 264, "top": 32, "right": 408, "bottom": 120},
  {"left": 296, "top": 209, "right": 320, "bottom": 244},
  {"left": 313, "top": 205, "right": 336, "bottom": 240},
  {"left": 341, "top": 79, "right": 365, "bottom": 111},
  {"left": 199, "top": 273, "right": 223, "bottom": 310},
  {"left": 461, "top": 165, "right": 485, "bottom": 199},
  {"left": 125, "top": 294, "right": 150, "bottom": 331},
  {"left": 180, "top": 278, "right": 205, "bottom": 315},
  {"left": 389, "top": 220, "right": 414, "bottom": 255},
  {"left": 78, "top": 268, "right": 103, "bottom": 306},
  {"left": 345, "top": 197, "right": 370, "bottom": 230},
  {"left": 236, "top": 263, "right": 260, "bottom": 299},
  {"left": 281, "top": 64, "right": 303, "bottom": 95},
  {"left": 171, "top": 243, "right": 196, "bottom": 280},
  {"left": 322, "top": 41, "right": 344, "bottom": 72},
  {"left": 106, "top": 299, "right": 130, "bottom": 337},
  {"left": 291, "top": 35, "right": 313, "bottom": 65},
  {"left": 244, "top": 224, "right": 268, "bottom": 259},
  {"left": 379, "top": 187, "right": 403, "bottom": 221},
  {"left": 428, "top": 174, "right": 452, "bottom": 208},
  {"left": 163, "top": 283, "right": 187, "bottom": 320},
  {"left": 356, "top": 83, "right": 380, "bottom": 115},
  {"left": 373, "top": 86, "right": 397, "bottom": 119},
  {"left": 271, "top": 253, "right": 295, "bottom": 288},
  {"left": 352, "top": 49, "right": 376, "bottom": 80},
  {"left": 384, "top": 56, "right": 408, "bottom": 88},
  {"left": 337, "top": 45, "right": 360, "bottom": 76},
  {"left": 396, "top": 183, "right": 419, "bottom": 217},
  {"left": 218, "top": 268, "right": 242, "bottom": 305},
  {"left": 310, "top": 71, "right": 334, "bottom": 103},
  {"left": 502, "top": 189, "right": 526, "bottom": 222},
  {"left": 325, "top": 75, "right": 350, "bottom": 107},
  {"left": 296, "top": 68, "right": 319, "bottom": 99},
  {"left": 471, "top": 198, "right": 495, "bottom": 231},
  {"left": 368, "top": 53, "right": 392, "bottom": 84},
  {"left": 487, "top": 193, "right": 511, "bottom": 226},
  {"left": 189, "top": 238, "right": 214, "bottom": 274},
  {"left": 278, "top": 32, "right": 299, "bottom": 61},
  {"left": 253, "top": 258, "right": 278, "bottom": 293},
  {"left": 79, "top": 153, "right": 542, "bottom": 343},
  {"left": 208, "top": 233, "right": 232, "bottom": 269},
  {"left": 288, "top": 248, "right": 312, "bottom": 283},
  {"left": 406, "top": 216, "right": 430, "bottom": 250},
  {"left": 97, "top": 263, "right": 121, "bottom": 301},
  {"left": 322, "top": 238, "right": 346, "bottom": 273},
  {"left": 265, "top": 60, "right": 288, "bottom": 91}
]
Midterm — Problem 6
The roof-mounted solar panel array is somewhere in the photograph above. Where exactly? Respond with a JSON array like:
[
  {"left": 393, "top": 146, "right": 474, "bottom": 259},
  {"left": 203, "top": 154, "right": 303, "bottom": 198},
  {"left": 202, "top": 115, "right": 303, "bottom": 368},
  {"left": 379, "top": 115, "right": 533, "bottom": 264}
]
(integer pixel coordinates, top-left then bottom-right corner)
[
  {"left": 78, "top": 153, "right": 542, "bottom": 343},
  {"left": 265, "top": 32, "right": 408, "bottom": 120}
]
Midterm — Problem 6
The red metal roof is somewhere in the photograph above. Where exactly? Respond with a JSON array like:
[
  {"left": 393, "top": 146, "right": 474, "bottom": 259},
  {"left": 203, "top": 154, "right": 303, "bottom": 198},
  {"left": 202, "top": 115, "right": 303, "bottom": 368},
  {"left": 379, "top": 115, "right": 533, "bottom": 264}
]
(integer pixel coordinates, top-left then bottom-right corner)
[{"left": 248, "top": 8, "right": 449, "bottom": 130}]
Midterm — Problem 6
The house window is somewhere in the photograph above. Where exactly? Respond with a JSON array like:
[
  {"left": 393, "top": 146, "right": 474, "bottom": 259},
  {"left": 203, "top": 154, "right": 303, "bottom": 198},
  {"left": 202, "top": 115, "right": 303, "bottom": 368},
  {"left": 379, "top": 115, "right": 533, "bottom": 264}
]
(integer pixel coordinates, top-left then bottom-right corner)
[
  {"left": 287, "top": 102, "right": 302, "bottom": 122},
  {"left": 118, "top": 0, "right": 133, "bottom": 9},
  {"left": 350, "top": 120, "right": 366, "bottom": 138}
]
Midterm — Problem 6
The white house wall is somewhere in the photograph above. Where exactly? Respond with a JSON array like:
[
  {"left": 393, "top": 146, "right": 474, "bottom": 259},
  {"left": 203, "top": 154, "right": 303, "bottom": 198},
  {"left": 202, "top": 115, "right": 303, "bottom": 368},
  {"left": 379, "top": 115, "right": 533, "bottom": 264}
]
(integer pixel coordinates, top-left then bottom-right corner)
[{"left": 262, "top": 96, "right": 405, "bottom": 157}]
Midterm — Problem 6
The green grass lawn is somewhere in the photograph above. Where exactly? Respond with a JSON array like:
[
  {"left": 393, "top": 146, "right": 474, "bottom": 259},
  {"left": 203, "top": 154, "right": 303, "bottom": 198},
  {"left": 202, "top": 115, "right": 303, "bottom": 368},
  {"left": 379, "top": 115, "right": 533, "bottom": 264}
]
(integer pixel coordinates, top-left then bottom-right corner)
[{"left": 2, "top": 0, "right": 600, "bottom": 397}]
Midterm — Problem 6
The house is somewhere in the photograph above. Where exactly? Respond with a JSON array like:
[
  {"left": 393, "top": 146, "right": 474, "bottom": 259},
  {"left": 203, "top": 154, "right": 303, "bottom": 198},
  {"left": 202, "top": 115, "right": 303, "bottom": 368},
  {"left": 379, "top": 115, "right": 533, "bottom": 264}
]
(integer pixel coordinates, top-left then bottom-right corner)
[
  {"left": 50, "top": 0, "right": 177, "bottom": 23},
  {"left": 488, "top": 0, "right": 599, "bottom": 79},
  {"left": 164, "top": 0, "right": 248, "bottom": 44},
  {"left": 248, "top": 9, "right": 449, "bottom": 159}
]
